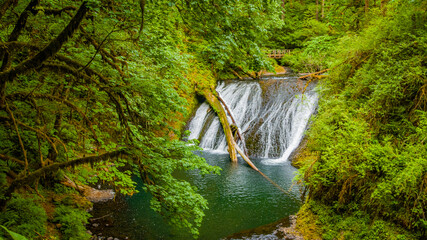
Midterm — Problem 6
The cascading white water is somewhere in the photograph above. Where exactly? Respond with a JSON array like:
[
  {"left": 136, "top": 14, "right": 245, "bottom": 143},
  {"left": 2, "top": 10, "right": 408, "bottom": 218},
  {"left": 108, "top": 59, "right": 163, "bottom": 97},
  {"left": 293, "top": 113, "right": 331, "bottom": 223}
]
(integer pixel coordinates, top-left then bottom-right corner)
[{"left": 187, "top": 77, "right": 318, "bottom": 164}]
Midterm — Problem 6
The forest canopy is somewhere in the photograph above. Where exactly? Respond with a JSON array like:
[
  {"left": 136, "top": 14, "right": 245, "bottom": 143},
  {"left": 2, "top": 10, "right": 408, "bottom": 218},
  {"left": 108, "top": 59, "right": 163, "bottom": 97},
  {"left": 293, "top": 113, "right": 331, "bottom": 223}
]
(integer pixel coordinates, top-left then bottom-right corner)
[{"left": 0, "top": 0, "right": 281, "bottom": 238}]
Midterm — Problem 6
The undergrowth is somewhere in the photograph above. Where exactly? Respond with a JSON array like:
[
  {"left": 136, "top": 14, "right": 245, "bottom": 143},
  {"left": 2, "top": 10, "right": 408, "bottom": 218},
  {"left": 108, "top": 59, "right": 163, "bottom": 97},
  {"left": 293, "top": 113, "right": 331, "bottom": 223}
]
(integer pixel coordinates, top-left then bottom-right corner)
[{"left": 297, "top": 1, "right": 426, "bottom": 239}]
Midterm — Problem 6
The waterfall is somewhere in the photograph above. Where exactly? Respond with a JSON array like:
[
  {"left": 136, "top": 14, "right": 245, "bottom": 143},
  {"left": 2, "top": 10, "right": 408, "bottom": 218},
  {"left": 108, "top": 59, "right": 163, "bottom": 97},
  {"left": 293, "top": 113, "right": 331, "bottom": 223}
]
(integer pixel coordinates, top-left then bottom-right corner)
[{"left": 187, "top": 77, "right": 318, "bottom": 164}]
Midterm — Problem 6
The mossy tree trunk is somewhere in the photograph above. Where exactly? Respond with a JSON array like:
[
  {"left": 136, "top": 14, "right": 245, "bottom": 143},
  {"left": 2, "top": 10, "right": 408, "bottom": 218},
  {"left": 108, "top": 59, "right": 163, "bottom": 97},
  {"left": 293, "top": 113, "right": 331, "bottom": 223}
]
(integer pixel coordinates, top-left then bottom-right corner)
[{"left": 198, "top": 88, "right": 238, "bottom": 162}]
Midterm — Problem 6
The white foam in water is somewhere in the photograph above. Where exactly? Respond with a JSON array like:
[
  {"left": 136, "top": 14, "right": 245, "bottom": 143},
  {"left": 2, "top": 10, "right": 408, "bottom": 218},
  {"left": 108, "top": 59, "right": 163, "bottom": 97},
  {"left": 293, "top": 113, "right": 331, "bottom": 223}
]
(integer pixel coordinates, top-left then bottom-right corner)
[{"left": 186, "top": 78, "right": 318, "bottom": 163}]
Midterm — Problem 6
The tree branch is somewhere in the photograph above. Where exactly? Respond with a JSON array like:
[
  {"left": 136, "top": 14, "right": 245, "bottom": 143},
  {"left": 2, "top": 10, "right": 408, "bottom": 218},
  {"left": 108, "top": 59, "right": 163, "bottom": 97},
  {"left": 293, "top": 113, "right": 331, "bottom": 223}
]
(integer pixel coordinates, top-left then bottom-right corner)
[
  {"left": 1, "top": 0, "right": 40, "bottom": 72},
  {"left": 4, "top": 102, "right": 28, "bottom": 172},
  {"left": 40, "top": 62, "right": 132, "bottom": 138},
  {"left": 78, "top": 25, "right": 123, "bottom": 75},
  {"left": 0, "top": 149, "right": 128, "bottom": 210},
  {"left": 0, "top": 154, "right": 25, "bottom": 165},
  {"left": 0, "top": 1, "right": 88, "bottom": 81},
  {"left": 0, "top": 115, "right": 60, "bottom": 155},
  {"left": 0, "top": 41, "right": 40, "bottom": 56},
  {"left": 7, "top": 92, "right": 98, "bottom": 141}
]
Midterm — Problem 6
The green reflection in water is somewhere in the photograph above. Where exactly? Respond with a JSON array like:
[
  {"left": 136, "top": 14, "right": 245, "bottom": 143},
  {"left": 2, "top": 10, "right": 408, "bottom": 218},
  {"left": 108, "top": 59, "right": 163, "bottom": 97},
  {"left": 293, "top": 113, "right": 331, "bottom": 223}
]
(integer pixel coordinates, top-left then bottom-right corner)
[{"left": 90, "top": 151, "right": 301, "bottom": 239}]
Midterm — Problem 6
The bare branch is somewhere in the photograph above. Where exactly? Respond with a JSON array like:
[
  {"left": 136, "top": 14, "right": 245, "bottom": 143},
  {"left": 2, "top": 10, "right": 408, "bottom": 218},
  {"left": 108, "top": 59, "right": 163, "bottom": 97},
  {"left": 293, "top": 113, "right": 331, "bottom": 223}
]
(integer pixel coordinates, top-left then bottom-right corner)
[
  {"left": 4, "top": 102, "right": 28, "bottom": 172},
  {"left": 0, "top": 154, "right": 25, "bottom": 165},
  {"left": 78, "top": 25, "right": 122, "bottom": 74}
]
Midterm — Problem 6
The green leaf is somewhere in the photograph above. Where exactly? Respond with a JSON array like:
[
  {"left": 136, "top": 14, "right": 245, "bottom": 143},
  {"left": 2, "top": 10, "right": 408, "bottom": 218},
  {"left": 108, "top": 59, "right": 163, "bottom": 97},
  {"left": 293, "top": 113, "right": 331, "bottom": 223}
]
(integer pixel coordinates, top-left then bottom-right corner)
[{"left": 0, "top": 225, "right": 29, "bottom": 240}]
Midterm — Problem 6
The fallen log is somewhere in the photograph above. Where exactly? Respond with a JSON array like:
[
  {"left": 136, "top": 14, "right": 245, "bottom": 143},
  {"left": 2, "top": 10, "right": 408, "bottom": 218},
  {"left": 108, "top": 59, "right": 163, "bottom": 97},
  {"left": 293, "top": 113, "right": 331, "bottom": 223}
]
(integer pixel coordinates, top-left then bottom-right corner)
[
  {"left": 298, "top": 69, "right": 329, "bottom": 94},
  {"left": 198, "top": 88, "right": 292, "bottom": 196},
  {"left": 199, "top": 89, "right": 238, "bottom": 162},
  {"left": 298, "top": 68, "right": 329, "bottom": 80},
  {"left": 217, "top": 92, "right": 249, "bottom": 156},
  {"left": 62, "top": 175, "right": 115, "bottom": 202}
]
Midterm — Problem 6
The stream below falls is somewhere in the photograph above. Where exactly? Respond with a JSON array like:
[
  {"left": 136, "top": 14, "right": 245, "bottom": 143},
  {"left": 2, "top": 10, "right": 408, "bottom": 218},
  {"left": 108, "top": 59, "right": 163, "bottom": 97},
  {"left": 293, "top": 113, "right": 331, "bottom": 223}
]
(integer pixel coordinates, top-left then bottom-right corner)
[{"left": 88, "top": 75, "right": 318, "bottom": 239}]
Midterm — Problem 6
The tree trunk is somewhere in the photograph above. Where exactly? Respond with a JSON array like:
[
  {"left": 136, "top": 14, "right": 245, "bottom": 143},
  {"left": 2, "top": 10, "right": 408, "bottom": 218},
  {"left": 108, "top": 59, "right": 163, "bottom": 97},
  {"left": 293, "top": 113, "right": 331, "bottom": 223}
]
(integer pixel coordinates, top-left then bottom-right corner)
[
  {"left": 321, "top": 0, "right": 325, "bottom": 19},
  {"left": 139, "top": 0, "right": 146, "bottom": 35},
  {"left": 1, "top": 149, "right": 126, "bottom": 210},
  {"left": 282, "top": 0, "right": 286, "bottom": 19},
  {"left": 197, "top": 88, "right": 297, "bottom": 198},
  {"left": 316, "top": 0, "right": 319, "bottom": 21},
  {"left": 199, "top": 89, "right": 238, "bottom": 162},
  {"left": 298, "top": 68, "right": 329, "bottom": 80},
  {"left": 216, "top": 92, "right": 249, "bottom": 156},
  {"left": 365, "top": 0, "right": 369, "bottom": 13}
]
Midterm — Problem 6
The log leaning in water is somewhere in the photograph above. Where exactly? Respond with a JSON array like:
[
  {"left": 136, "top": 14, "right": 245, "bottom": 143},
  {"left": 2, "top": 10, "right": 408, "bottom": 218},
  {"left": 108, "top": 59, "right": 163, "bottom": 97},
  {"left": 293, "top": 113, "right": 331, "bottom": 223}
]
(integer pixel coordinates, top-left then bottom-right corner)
[
  {"left": 217, "top": 92, "right": 249, "bottom": 156},
  {"left": 199, "top": 89, "right": 238, "bottom": 162},
  {"left": 199, "top": 88, "right": 291, "bottom": 196}
]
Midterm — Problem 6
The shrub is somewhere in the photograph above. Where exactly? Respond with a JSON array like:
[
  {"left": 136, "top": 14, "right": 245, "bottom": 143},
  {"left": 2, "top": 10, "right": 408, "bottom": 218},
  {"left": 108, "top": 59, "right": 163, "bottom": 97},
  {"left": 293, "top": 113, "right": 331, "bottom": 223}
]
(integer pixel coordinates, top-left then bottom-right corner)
[
  {"left": 0, "top": 194, "right": 47, "bottom": 239},
  {"left": 53, "top": 205, "right": 91, "bottom": 240}
]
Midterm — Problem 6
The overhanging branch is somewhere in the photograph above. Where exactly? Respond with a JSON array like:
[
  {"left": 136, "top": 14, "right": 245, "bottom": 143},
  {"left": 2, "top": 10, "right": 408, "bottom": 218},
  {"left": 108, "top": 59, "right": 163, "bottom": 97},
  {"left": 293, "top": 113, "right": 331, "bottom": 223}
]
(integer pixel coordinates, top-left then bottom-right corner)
[
  {"left": 0, "top": 1, "right": 88, "bottom": 81},
  {"left": 1, "top": 149, "right": 127, "bottom": 210}
]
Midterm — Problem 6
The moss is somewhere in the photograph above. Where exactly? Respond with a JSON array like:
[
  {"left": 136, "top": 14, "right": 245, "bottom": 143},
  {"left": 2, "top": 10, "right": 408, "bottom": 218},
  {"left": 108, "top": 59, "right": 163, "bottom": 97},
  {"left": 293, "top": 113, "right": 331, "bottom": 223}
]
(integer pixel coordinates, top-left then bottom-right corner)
[
  {"left": 198, "top": 88, "right": 238, "bottom": 162},
  {"left": 291, "top": 137, "right": 319, "bottom": 169},
  {"left": 295, "top": 203, "right": 323, "bottom": 240}
]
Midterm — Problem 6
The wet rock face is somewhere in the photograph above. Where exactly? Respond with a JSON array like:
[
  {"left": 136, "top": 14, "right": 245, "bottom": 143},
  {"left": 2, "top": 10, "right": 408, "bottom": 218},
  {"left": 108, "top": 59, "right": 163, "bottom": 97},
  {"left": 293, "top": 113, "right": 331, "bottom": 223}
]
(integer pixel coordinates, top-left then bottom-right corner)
[{"left": 187, "top": 77, "right": 318, "bottom": 160}]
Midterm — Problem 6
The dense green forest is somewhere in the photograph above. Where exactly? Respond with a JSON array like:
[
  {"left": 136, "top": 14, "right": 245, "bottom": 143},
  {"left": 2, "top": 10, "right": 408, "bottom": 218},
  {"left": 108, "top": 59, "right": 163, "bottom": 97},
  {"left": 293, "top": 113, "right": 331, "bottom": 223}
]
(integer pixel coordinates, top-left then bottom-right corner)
[
  {"left": 286, "top": 0, "right": 426, "bottom": 239},
  {"left": 0, "top": 0, "right": 425, "bottom": 239}
]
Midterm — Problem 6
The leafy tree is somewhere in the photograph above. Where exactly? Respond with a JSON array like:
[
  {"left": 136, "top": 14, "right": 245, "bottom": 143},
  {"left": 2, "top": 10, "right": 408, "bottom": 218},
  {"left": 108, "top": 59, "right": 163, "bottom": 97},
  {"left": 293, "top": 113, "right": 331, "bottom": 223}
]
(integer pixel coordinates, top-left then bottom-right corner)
[
  {"left": 0, "top": 0, "right": 282, "bottom": 237},
  {"left": 297, "top": 0, "right": 426, "bottom": 238}
]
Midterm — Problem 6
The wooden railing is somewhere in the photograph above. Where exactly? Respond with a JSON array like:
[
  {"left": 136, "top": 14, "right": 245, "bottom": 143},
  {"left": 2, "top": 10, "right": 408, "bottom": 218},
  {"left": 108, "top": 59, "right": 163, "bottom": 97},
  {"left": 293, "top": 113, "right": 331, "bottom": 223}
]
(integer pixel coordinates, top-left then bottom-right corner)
[{"left": 266, "top": 49, "right": 291, "bottom": 59}]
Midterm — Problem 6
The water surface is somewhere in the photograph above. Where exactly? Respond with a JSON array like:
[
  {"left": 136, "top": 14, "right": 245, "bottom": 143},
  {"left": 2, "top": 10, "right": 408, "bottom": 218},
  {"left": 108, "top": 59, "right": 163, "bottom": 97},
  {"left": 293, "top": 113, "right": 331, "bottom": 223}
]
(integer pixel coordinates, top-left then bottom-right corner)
[{"left": 89, "top": 151, "right": 301, "bottom": 239}]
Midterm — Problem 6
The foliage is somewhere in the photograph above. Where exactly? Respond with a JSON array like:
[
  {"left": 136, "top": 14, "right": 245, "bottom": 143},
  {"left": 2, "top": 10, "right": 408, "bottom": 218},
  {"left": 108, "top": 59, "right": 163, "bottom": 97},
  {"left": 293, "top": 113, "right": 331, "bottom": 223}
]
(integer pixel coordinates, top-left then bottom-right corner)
[
  {"left": 0, "top": 194, "right": 47, "bottom": 239},
  {"left": 304, "top": 200, "right": 420, "bottom": 240},
  {"left": 280, "top": 35, "right": 338, "bottom": 72},
  {"left": 297, "top": 0, "right": 427, "bottom": 238},
  {"left": 0, "top": 0, "right": 280, "bottom": 237},
  {"left": 0, "top": 225, "right": 29, "bottom": 240},
  {"left": 53, "top": 205, "right": 91, "bottom": 240},
  {"left": 134, "top": 137, "right": 221, "bottom": 237}
]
